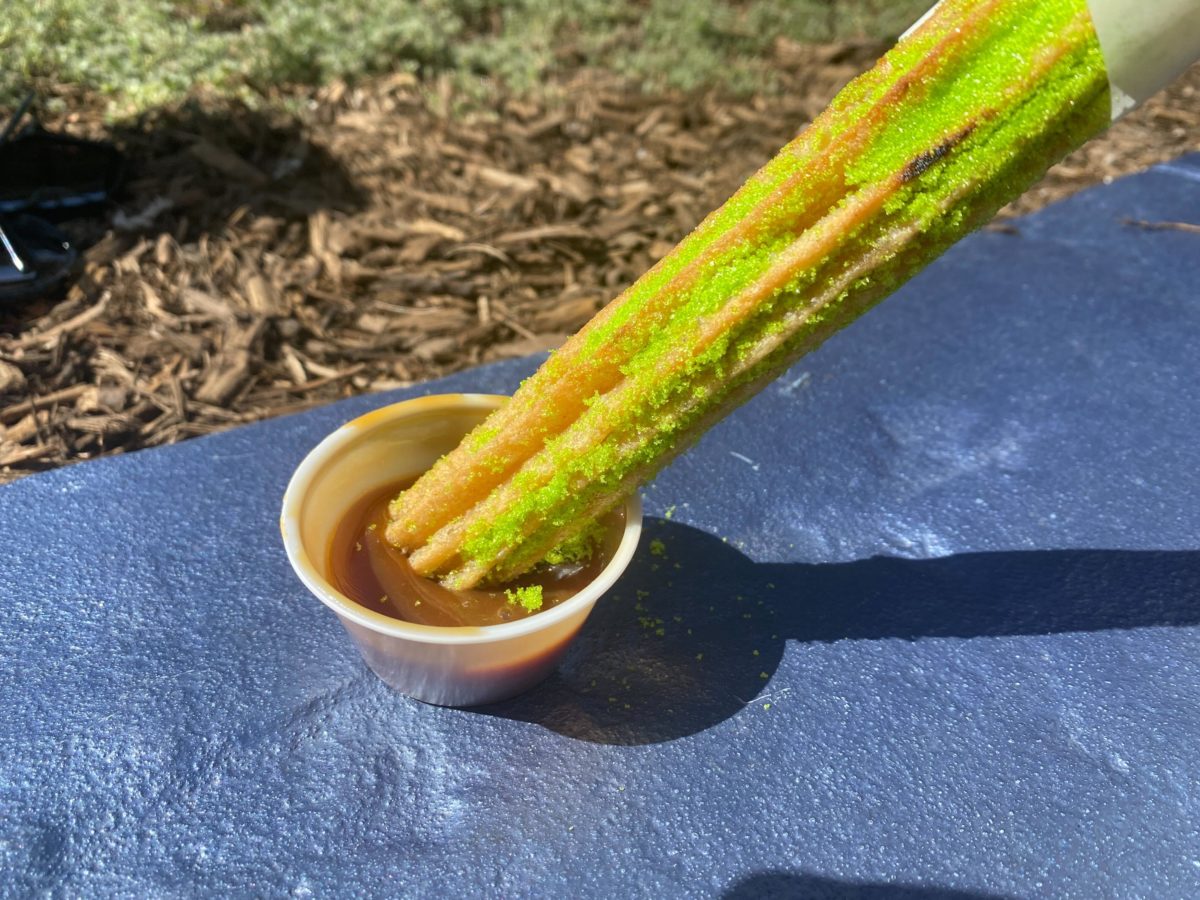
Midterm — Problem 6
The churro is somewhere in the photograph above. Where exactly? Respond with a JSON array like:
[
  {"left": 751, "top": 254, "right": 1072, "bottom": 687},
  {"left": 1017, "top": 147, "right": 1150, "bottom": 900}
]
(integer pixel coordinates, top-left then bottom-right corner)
[{"left": 388, "top": 0, "right": 1111, "bottom": 588}]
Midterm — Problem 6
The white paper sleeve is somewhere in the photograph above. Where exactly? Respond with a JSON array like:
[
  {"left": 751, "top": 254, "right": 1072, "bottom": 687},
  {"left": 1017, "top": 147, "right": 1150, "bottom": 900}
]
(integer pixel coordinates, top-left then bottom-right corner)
[{"left": 1087, "top": 0, "right": 1200, "bottom": 119}]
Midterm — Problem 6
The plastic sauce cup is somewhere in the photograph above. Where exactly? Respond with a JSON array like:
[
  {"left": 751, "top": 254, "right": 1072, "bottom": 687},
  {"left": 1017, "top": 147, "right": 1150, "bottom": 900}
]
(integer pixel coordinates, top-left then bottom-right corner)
[{"left": 281, "top": 393, "right": 643, "bottom": 706}]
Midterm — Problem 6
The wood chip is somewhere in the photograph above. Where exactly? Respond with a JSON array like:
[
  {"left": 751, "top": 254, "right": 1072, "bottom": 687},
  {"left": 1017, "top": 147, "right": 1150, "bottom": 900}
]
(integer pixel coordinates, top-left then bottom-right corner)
[
  {"left": 0, "top": 441, "right": 60, "bottom": 467},
  {"left": 1123, "top": 218, "right": 1200, "bottom": 234},
  {"left": 0, "top": 361, "right": 26, "bottom": 395},
  {"left": 242, "top": 273, "right": 286, "bottom": 316},
  {"left": 194, "top": 318, "right": 267, "bottom": 405},
  {"left": 10, "top": 293, "right": 111, "bottom": 350},
  {"left": 485, "top": 333, "right": 572, "bottom": 360},
  {"left": 188, "top": 139, "right": 269, "bottom": 186},
  {"left": 465, "top": 163, "right": 539, "bottom": 193},
  {"left": 180, "top": 287, "right": 238, "bottom": 321},
  {"left": 495, "top": 224, "right": 598, "bottom": 246}
]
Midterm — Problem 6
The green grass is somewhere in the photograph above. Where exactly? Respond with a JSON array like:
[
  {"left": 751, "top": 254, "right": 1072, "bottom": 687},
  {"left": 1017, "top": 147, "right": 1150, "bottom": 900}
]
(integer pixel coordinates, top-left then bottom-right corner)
[{"left": 2, "top": 0, "right": 932, "bottom": 116}]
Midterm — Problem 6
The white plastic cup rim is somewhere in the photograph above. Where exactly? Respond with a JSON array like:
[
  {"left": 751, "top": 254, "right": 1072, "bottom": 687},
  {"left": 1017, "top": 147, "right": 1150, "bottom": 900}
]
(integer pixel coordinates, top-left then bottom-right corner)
[{"left": 280, "top": 393, "right": 644, "bottom": 647}]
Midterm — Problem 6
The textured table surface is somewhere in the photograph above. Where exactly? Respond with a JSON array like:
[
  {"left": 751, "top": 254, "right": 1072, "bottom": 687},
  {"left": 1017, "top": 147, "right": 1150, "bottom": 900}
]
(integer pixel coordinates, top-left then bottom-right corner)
[{"left": 3, "top": 156, "right": 1200, "bottom": 899}]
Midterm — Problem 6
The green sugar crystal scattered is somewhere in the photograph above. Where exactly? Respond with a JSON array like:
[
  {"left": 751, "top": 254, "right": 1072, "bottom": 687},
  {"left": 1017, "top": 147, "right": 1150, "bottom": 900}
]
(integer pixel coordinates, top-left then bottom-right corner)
[{"left": 504, "top": 585, "right": 544, "bottom": 612}]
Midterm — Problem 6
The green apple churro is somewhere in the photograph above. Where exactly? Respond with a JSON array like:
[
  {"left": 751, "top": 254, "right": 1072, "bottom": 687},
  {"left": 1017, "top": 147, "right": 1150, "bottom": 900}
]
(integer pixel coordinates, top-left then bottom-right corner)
[{"left": 387, "top": 0, "right": 1113, "bottom": 589}]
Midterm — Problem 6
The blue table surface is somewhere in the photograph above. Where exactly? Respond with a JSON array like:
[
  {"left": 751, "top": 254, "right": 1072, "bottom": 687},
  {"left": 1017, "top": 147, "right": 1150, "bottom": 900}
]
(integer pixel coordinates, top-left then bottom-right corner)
[{"left": 3, "top": 156, "right": 1200, "bottom": 899}]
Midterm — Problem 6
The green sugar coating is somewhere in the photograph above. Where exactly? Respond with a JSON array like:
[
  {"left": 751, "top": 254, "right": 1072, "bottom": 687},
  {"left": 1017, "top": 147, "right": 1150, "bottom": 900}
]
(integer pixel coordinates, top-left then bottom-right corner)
[
  {"left": 437, "top": 0, "right": 1110, "bottom": 584},
  {"left": 467, "top": 424, "right": 500, "bottom": 453},
  {"left": 504, "top": 584, "right": 544, "bottom": 612},
  {"left": 542, "top": 518, "right": 605, "bottom": 566}
]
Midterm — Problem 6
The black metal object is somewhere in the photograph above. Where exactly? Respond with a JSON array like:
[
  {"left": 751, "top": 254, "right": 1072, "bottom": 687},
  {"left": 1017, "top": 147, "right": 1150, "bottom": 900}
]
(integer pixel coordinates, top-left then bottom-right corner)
[
  {"left": 0, "top": 93, "right": 124, "bottom": 221},
  {"left": 0, "top": 214, "right": 77, "bottom": 302},
  {"left": 0, "top": 92, "right": 123, "bottom": 306}
]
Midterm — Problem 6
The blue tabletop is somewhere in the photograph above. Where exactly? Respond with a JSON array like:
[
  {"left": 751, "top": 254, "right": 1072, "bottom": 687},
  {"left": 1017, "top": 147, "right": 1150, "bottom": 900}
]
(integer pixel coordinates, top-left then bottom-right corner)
[{"left": 3, "top": 156, "right": 1199, "bottom": 898}]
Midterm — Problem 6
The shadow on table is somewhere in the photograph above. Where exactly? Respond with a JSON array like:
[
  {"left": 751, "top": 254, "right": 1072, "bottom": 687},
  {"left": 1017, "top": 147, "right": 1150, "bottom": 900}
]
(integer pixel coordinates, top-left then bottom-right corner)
[
  {"left": 722, "top": 870, "right": 1011, "bottom": 899},
  {"left": 479, "top": 519, "right": 1200, "bottom": 745}
]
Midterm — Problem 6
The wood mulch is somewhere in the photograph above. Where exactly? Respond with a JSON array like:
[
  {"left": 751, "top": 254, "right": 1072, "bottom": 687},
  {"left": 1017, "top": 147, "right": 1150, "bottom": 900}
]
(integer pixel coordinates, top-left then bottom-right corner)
[{"left": 1, "top": 46, "right": 1197, "bottom": 484}]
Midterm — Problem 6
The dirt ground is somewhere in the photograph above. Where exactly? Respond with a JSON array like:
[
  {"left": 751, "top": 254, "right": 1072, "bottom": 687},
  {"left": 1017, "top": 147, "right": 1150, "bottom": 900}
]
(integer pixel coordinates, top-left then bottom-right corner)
[{"left": 2, "top": 46, "right": 1198, "bottom": 485}]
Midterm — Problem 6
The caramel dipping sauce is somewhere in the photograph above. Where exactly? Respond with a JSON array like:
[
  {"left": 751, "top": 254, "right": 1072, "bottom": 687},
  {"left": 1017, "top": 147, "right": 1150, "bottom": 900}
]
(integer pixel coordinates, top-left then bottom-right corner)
[
  {"left": 283, "top": 393, "right": 643, "bottom": 705},
  {"left": 328, "top": 479, "right": 625, "bottom": 627}
]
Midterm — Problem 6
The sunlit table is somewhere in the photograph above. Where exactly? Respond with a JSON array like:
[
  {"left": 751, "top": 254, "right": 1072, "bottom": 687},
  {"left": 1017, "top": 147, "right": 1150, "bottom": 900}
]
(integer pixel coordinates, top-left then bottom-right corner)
[{"left": 3, "top": 156, "right": 1199, "bottom": 897}]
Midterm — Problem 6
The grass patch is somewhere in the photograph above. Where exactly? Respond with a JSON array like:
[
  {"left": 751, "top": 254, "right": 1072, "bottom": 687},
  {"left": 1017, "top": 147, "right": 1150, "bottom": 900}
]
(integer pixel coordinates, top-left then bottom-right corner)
[{"left": 3, "top": 0, "right": 931, "bottom": 115}]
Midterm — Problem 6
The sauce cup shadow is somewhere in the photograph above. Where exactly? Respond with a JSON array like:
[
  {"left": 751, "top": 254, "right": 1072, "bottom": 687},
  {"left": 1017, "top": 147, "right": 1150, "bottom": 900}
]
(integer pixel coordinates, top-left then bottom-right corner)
[{"left": 478, "top": 518, "right": 1200, "bottom": 745}]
